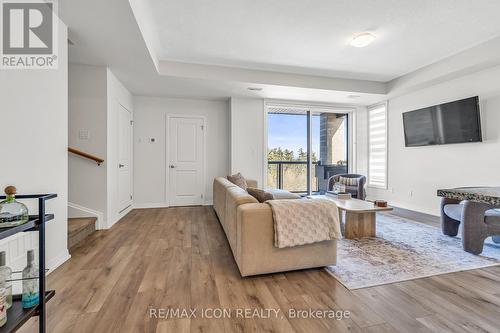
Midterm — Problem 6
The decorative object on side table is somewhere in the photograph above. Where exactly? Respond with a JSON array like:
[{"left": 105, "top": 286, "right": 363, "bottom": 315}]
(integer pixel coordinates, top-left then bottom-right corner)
[
  {"left": 0, "top": 186, "right": 29, "bottom": 228},
  {"left": 0, "top": 192, "right": 57, "bottom": 333},
  {"left": 0, "top": 252, "right": 12, "bottom": 309},
  {"left": 374, "top": 200, "right": 388, "bottom": 208},
  {"left": 0, "top": 287, "right": 6, "bottom": 327},
  {"left": 333, "top": 182, "right": 346, "bottom": 193},
  {"left": 22, "top": 250, "right": 39, "bottom": 309}
]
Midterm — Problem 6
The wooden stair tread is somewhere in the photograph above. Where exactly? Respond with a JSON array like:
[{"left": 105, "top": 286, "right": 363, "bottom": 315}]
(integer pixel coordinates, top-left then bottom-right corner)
[
  {"left": 68, "top": 217, "right": 97, "bottom": 234},
  {"left": 68, "top": 217, "right": 97, "bottom": 252}
]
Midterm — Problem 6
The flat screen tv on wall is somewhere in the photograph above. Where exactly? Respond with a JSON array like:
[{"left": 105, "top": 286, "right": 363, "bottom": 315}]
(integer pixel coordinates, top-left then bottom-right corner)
[{"left": 402, "top": 96, "right": 482, "bottom": 147}]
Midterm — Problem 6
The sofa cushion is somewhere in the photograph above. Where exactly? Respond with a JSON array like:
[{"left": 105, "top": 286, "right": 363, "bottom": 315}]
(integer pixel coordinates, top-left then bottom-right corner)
[
  {"left": 339, "top": 176, "right": 358, "bottom": 186},
  {"left": 225, "top": 187, "right": 258, "bottom": 252},
  {"left": 213, "top": 177, "right": 238, "bottom": 230},
  {"left": 444, "top": 203, "right": 463, "bottom": 221},
  {"left": 246, "top": 179, "right": 258, "bottom": 188},
  {"left": 345, "top": 185, "right": 359, "bottom": 195},
  {"left": 247, "top": 187, "right": 274, "bottom": 203},
  {"left": 485, "top": 208, "right": 500, "bottom": 225},
  {"left": 236, "top": 203, "right": 337, "bottom": 276},
  {"left": 227, "top": 172, "right": 248, "bottom": 190},
  {"left": 267, "top": 189, "right": 301, "bottom": 200}
]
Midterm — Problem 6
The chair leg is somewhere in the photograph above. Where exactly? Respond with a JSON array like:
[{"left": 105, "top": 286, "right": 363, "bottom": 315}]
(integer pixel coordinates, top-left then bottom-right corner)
[
  {"left": 461, "top": 201, "right": 491, "bottom": 255},
  {"left": 442, "top": 218, "right": 460, "bottom": 236},
  {"left": 440, "top": 197, "right": 461, "bottom": 236},
  {"left": 462, "top": 233, "right": 486, "bottom": 254}
]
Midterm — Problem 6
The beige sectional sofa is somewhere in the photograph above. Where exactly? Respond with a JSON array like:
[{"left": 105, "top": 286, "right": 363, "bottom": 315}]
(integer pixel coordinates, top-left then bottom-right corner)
[{"left": 213, "top": 177, "right": 337, "bottom": 277}]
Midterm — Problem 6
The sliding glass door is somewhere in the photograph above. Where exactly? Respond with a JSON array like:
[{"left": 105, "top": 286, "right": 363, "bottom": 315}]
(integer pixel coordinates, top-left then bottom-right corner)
[
  {"left": 312, "top": 111, "right": 349, "bottom": 194},
  {"left": 267, "top": 109, "right": 309, "bottom": 192},
  {"left": 267, "top": 106, "right": 349, "bottom": 194}
]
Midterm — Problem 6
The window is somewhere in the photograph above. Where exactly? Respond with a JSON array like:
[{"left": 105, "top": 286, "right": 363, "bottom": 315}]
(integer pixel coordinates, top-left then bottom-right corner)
[
  {"left": 266, "top": 103, "right": 351, "bottom": 194},
  {"left": 368, "top": 103, "right": 387, "bottom": 189}
]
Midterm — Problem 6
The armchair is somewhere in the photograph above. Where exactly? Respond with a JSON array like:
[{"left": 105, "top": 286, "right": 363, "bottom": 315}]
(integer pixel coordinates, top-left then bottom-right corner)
[
  {"left": 441, "top": 198, "right": 500, "bottom": 254},
  {"left": 328, "top": 174, "right": 366, "bottom": 200}
]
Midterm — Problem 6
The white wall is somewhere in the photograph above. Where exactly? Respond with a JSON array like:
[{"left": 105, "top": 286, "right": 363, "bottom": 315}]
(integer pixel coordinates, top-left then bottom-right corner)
[
  {"left": 68, "top": 64, "right": 108, "bottom": 219},
  {"left": 133, "top": 96, "right": 230, "bottom": 206},
  {"left": 68, "top": 66, "right": 132, "bottom": 229},
  {"left": 230, "top": 98, "right": 265, "bottom": 186},
  {"left": 362, "top": 65, "right": 500, "bottom": 215},
  {"left": 106, "top": 69, "right": 133, "bottom": 227},
  {"left": 0, "top": 22, "right": 69, "bottom": 274},
  {"left": 354, "top": 106, "right": 368, "bottom": 177}
]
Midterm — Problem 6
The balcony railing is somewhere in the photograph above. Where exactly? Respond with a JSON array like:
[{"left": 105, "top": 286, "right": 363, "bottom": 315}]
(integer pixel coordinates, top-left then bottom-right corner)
[{"left": 267, "top": 161, "right": 318, "bottom": 193}]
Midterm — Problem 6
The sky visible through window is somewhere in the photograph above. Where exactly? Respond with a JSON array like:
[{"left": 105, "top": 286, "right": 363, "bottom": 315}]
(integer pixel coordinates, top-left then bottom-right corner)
[{"left": 268, "top": 113, "right": 320, "bottom": 159}]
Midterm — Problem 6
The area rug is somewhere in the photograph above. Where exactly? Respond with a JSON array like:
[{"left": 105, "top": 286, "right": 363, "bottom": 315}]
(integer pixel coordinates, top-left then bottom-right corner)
[{"left": 326, "top": 213, "right": 500, "bottom": 289}]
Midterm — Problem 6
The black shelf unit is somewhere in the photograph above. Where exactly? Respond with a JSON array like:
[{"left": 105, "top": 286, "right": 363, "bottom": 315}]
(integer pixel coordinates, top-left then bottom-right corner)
[{"left": 0, "top": 194, "right": 57, "bottom": 333}]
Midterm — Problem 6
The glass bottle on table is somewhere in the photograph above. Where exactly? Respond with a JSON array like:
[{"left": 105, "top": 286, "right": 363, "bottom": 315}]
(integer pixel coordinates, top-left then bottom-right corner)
[
  {"left": 0, "top": 186, "right": 29, "bottom": 227},
  {"left": 0, "top": 252, "right": 12, "bottom": 309},
  {"left": 0, "top": 287, "right": 6, "bottom": 327},
  {"left": 22, "top": 250, "right": 39, "bottom": 309}
]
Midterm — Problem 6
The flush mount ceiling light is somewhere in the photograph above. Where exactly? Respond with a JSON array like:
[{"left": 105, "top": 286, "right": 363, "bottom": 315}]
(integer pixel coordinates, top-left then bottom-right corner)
[
  {"left": 248, "top": 87, "right": 263, "bottom": 91},
  {"left": 350, "top": 33, "right": 377, "bottom": 47}
]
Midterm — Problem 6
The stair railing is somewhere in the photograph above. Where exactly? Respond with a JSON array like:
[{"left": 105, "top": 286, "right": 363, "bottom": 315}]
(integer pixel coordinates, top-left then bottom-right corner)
[{"left": 68, "top": 147, "right": 104, "bottom": 165}]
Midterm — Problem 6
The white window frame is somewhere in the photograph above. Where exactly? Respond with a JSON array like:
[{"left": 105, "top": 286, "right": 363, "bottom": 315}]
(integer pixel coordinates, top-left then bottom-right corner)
[
  {"left": 263, "top": 100, "right": 356, "bottom": 191},
  {"left": 367, "top": 102, "right": 388, "bottom": 189}
]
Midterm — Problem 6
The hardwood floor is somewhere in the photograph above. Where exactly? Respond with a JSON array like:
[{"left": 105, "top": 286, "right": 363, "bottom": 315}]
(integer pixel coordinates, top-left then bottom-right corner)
[{"left": 19, "top": 207, "right": 500, "bottom": 333}]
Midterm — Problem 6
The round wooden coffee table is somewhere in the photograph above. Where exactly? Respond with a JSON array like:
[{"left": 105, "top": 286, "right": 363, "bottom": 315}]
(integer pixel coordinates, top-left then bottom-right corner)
[{"left": 309, "top": 195, "right": 393, "bottom": 239}]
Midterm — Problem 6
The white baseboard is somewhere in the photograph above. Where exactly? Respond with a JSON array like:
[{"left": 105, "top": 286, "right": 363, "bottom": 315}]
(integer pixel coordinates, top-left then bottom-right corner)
[
  {"left": 47, "top": 250, "right": 71, "bottom": 274},
  {"left": 108, "top": 205, "right": 134, "bottom": 229},
  {"left": 133, "top": 202, "right": 169, "bottom": 209},
  {"left": 134, "top": 202, "right": 214, "bottom": 208}
]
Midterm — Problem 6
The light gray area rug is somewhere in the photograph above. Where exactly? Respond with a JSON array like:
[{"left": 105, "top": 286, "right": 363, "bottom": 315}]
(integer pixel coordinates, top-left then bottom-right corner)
[{"left": 326, "top": 213, "right": 500, "bottom": 289}]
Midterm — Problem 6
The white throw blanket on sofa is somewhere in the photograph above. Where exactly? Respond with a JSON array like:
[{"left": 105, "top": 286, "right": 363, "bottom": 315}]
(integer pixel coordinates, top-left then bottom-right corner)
[{"left": 267, "top": 199, "right": 342, "bottom": 248}]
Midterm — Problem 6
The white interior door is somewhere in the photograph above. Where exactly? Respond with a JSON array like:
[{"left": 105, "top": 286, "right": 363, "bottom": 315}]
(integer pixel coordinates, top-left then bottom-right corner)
[
  {"left": 168, "top": 116, "right": 205, "bottom": 206},
  {"left": 118, "top": 104, "right": 133, "bottom": 212}
]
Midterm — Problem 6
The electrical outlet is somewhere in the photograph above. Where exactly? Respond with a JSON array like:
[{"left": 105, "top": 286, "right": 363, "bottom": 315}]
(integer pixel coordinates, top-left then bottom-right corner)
[{"left": 78, "top": 129, "right": 90, "bottom": 140}]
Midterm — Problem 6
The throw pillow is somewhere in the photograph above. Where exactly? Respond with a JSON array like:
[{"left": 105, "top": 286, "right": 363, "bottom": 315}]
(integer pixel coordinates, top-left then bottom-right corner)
[
  {"left": 338, "top": 176, "right": 358, "bottom": 186},
  {"left": 227, "top": 172, "right": 248, "bottom": 190},
  {"left": 247, "top": 187, "right": 274, "bottom": 203}
]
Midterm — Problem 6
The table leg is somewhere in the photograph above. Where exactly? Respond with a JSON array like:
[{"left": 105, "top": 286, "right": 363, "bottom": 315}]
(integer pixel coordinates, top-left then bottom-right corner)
[
  {"left": 344, "top": 212, "right": 376, "bottom": 239},
  {"left": 338, "top": 209, "right": 345, "bottom": 235},
  {"left": 462, "top": 201, "right": 492, "bottom": 254}
]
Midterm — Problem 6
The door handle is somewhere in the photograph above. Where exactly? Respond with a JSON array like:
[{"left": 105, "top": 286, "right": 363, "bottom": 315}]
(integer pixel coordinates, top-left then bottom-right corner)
[
  {"left": 169, "top": 165, "right": 176, "bottom": 168},
  {"left": 119, "top": 164, "right": 125, "bottom": 168}
]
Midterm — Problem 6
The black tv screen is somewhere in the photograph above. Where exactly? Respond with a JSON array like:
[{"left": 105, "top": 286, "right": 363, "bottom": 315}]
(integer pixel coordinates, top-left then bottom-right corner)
[{"left": 403, "top": 96, "right": 482, "bottom": 147}]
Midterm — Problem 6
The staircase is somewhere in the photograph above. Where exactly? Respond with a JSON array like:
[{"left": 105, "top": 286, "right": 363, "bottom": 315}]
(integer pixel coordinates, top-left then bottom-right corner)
[{"left": 68, "top": 217, "right": 97, "bottom": 252}]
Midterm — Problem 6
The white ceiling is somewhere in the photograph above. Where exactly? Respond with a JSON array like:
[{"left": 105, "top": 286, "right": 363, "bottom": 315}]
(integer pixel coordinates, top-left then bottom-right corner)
[
  {"left": 59, "top": 0, "right": 385, "bottom": 104},
  {"left": 143, "top": 0, "right": 500, "bottom": 81},
  {"left": 60, "top": 0, "right": 500, "bottom": 104}
]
